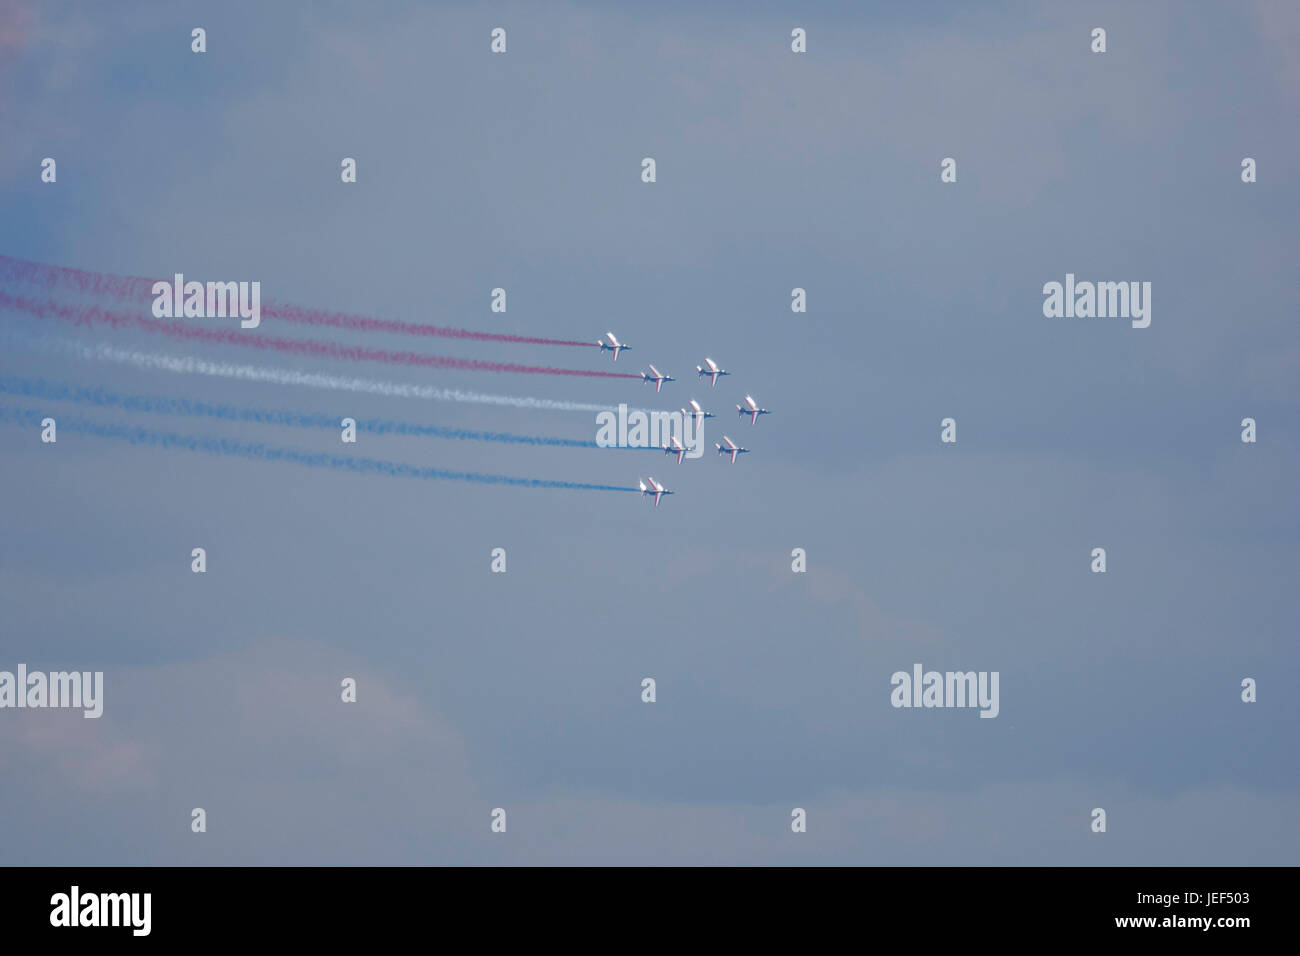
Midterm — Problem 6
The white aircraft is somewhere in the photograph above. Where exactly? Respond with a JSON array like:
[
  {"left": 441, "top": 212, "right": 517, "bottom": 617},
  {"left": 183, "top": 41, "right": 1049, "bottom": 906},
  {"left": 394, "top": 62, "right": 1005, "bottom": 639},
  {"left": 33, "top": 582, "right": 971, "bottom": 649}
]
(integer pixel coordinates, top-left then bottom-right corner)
[
  {"left": 696, "top": 357, "right": 730, "bottom": 387},
  {"left": 715, "top": 435, "right": 750, "bottom": 464},
  {"left": 641, "top": 364, "right": 675, "bottom": 393},
  {"left": 681, "top": 399, "right": 715, "bottom": 421},
  {"left": 663, "top": 435, "right": 687, "bottom": 464},
  {"left": 639, "top": 476, "right": 674, "bottom": 506},
  {"left": 598, "top": 332, "right": 630, "bottom": 361},
  {"left": 737, "top": 395, "right": 770, "bottom": 425}
]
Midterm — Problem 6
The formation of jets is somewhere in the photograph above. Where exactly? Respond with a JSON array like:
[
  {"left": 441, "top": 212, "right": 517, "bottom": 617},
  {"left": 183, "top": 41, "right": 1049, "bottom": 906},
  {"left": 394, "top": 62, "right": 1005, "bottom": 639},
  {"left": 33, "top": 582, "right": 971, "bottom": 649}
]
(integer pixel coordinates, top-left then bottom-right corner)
[{"left": 599, "top": 332, "right": 771, "bottom": 506}]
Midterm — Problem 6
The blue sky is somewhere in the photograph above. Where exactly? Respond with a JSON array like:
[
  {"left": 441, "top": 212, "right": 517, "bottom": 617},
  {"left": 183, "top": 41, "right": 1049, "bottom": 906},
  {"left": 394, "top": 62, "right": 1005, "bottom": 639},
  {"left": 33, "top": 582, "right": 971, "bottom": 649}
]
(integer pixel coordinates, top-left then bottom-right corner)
[{"left": 0, "top": 0, "right": 1297, "bottom": 864}]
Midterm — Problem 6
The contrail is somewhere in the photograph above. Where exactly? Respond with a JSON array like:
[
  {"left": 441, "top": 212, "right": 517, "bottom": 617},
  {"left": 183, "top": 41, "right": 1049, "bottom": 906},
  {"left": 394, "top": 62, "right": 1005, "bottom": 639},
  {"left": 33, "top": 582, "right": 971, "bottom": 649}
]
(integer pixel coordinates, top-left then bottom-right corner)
[
  {"left": 0, "top": 253, "right": 597, "bottom": 347},
  {"left": 0, "top": 404, "right": 640, "bottom": 492},
  {"left": 0, "top": 377, "right": 655, "bottom": 451},
  {"left": 0, "top": 292, "right": 640, "bottom": 380},
  {"left": 1, "top": 331, "right": 644, "bottom": 414}
]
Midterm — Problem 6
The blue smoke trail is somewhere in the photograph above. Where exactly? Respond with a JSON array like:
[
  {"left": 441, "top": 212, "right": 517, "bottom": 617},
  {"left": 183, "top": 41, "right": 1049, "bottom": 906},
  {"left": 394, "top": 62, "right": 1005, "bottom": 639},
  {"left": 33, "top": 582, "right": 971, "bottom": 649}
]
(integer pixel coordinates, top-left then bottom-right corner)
[
  {"left": 0, "top": 404, "right": 640, "bottom": 492},
  {"left": 0, "top": 377, "right": 657, "bottom": 451}
]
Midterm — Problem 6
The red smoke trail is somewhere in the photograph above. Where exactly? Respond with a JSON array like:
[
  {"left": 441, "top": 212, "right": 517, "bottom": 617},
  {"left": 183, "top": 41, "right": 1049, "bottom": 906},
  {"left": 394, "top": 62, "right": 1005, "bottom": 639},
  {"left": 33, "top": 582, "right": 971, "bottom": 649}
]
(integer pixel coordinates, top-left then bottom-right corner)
[
  {"left": 0, "top": 254, "right": 597, "bottom": 347},
  {"left": 0, "top": 293, "right": 642, "bottom": 380}
]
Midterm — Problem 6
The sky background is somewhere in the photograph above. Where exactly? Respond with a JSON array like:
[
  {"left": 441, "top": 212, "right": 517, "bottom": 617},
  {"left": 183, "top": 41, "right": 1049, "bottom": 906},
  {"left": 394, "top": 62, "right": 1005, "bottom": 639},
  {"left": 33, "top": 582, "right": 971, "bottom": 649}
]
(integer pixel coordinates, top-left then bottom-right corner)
[{"left": 0, "top": 0, "right": 1297, "bottom": 864}]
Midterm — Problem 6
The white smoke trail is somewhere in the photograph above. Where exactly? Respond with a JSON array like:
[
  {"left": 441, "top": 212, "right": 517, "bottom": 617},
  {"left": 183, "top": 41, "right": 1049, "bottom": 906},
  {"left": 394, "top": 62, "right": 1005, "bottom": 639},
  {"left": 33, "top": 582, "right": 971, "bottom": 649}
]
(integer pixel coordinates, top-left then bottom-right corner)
[{"left": 5, "top": 333, "right": 635, "bottom": 413}]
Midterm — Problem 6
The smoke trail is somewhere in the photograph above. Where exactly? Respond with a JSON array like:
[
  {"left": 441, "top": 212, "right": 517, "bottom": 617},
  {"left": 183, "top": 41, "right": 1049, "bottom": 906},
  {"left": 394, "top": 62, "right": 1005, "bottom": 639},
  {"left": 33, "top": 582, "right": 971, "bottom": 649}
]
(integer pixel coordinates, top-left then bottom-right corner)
[
  {"left": 0, "top": 377, "right": 657, "bottom": 451},
  {"left": 0, "top": 292, "right": 641, "bottom": 380},
  {"left": 1, "top": 330, "right": 650, "bottom": 414},
  {"left": 0, "top": 253, "right": 597, "bottom": 347},
  {"left": 0, "top": 404, "right": 639, "bottom": 492}
]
